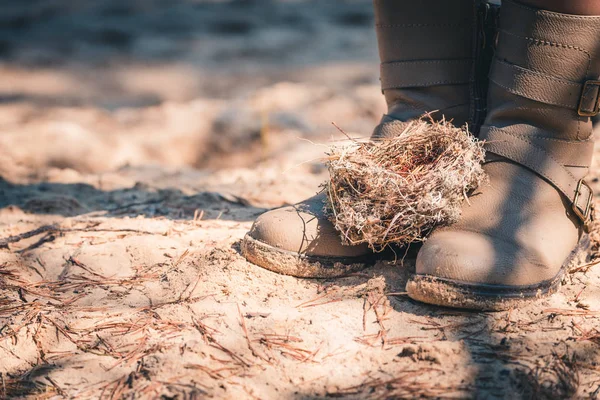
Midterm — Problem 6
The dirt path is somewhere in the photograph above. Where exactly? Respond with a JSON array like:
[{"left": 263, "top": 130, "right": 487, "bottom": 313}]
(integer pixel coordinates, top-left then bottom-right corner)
[
  {"left": 3, "top": 161, "right": 600, "bottom": 399},
  {"left": 3, "top": 1, "right": 600, "bottom": 398}
]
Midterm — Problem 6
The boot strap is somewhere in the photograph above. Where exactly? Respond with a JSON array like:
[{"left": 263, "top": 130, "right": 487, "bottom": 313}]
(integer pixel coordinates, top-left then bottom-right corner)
[
  {"left": 489, "top": 58, "right": 600, "bottom": 117},
  {"left": 480, "top": 126, "right": 594, "bottom": 230},
  {"left": 380, "top": 60, "right": 473, "bottom": 90}
]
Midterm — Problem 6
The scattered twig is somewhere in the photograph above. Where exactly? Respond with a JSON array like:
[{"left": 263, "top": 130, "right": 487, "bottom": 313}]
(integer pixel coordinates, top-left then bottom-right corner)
[
  {"left": 0, "top": 224, "right": 158, "bottom": 252},
  {"left": 544, "top": 308, "right": 600, "bottom": 317},
  {"left": 0, "top": 225, "right": 58, "bottom": 249},
  {"left": 237, "top": 304, "right": 268, "bottom": 363}
]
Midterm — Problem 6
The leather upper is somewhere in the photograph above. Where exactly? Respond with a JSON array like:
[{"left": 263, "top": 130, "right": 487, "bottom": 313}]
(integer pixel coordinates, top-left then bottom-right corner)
[
  {"left": 416, "top": 161, "right": 581, "bottom": 285},
  {"left": 416, "top": 0, "right": 600, "bottom": 287},
  {"left": 247, "top": 193, "right": 370, "bottom": 257}
]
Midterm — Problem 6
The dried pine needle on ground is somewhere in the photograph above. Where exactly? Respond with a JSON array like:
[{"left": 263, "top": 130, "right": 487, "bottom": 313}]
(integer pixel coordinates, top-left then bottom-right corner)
[{"left": 325, "top": 118, "right": 487, "bottom": 251}]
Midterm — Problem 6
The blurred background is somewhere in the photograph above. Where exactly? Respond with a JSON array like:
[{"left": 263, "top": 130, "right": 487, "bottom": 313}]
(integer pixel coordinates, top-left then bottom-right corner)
[{"left": 0, "top": 0, "right": 386, "bottom": 208}]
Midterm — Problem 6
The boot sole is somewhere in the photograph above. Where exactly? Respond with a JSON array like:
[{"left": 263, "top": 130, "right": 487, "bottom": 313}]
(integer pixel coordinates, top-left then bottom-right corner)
[
  {"left": 405, "top": 238, "right": 589, "bottom": 311},
  {"left": 241, "top": 234, "right": 376, "bottom": 278}
]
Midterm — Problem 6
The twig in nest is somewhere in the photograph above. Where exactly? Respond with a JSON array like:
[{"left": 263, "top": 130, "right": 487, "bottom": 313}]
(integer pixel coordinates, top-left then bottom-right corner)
[
  {"left": 325, "top": 117, "right": 486, "bottom": 251},
  {"left": 331, "top": 121, "right": 359, "bottom": 142}
]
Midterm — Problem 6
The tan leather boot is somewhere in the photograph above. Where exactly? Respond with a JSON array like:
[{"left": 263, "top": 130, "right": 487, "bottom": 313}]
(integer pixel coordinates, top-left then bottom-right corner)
[
  {"left": 242, "top": 0, "right": 492, "bottom": 278},
  {"left": 408, "top": 0, "right": 600, "bottom": 310}
]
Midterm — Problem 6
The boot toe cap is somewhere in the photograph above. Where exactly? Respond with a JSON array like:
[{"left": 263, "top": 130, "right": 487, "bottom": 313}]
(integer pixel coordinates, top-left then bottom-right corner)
[
  {"left": 247, "top": 204, "right": 370, "bottom": 258},
  {"left": 415, "top": 230, "right": 559, "bottom": 287}
]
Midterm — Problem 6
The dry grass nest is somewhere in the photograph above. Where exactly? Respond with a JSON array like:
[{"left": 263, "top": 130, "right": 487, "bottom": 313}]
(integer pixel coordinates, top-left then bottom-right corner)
[{"left": 324, "top": 118, "right": 487, "bottom": 251}]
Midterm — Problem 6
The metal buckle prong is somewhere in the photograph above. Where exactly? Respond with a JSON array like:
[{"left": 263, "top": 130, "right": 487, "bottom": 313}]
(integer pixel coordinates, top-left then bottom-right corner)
[
  {"left": 578, "top": 80, "right": 600, "bottom": 117},
  {"left": 572, "top": 179, "right": 593, "bottom": 230}
]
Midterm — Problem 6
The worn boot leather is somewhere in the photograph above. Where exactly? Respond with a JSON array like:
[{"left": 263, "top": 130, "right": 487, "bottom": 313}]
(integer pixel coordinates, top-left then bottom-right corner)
[
  {"left": 243, "top": 0, "right": 487, "bottom": 278},
  {"left": 408, "top": 0, "right": 600, "bottom": 310}
]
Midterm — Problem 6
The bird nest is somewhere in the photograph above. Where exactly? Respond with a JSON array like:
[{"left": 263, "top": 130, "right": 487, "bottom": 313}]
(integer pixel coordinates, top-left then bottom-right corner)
[{"left": 324, "top": 118, "right": 486, "bottom": 252}]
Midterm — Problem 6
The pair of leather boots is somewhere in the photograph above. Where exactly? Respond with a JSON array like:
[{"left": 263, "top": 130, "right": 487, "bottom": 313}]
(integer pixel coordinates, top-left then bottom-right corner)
[{"left": 242, "top": 0, "right": 600, "bottom": 310}]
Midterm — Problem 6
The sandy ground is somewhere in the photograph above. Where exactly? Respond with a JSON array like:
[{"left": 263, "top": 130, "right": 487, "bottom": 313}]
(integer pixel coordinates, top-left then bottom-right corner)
[{"left": 3, "top": 1, "right": 600, "bottom": 399}]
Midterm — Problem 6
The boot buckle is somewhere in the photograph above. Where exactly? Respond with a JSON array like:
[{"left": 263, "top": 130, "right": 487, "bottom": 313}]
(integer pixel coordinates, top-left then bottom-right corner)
[
  {"left": 578, "top": 80, "right": 600, "bottom": 117},
  {"left": 572, "top": 179, "right": 594, "bottom": 230}
]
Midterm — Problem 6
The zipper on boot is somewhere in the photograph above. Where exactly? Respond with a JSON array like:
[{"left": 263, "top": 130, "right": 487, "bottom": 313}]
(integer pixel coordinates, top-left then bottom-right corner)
[{"left": 471, "top": 1, "right": 499, "bottom": 135}]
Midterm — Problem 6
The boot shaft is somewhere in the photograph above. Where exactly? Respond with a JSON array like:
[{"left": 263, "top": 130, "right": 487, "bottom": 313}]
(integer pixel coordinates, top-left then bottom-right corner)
[
  {"left": 481, "top": 0, "right": 600, "bottom": 229},
  {"left": 373, "top": 0, "right": 499, "bottom": 136}
]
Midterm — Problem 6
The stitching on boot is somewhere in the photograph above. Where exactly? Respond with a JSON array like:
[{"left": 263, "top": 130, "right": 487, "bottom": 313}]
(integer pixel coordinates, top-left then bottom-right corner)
[
  {"left": 499, "top": 29, "right": 590, "bottom": 56},
  {"left": 484, "top": 119, "right": 594, "bottom": 144},
  {"left": 521, "top": 135, "right": 593, "bottom": 144}
]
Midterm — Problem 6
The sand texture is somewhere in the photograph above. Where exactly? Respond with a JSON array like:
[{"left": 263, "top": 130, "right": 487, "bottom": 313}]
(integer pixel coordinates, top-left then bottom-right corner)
[{"left": 3, "top": 1, "right": 600, "bottom": 399}]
